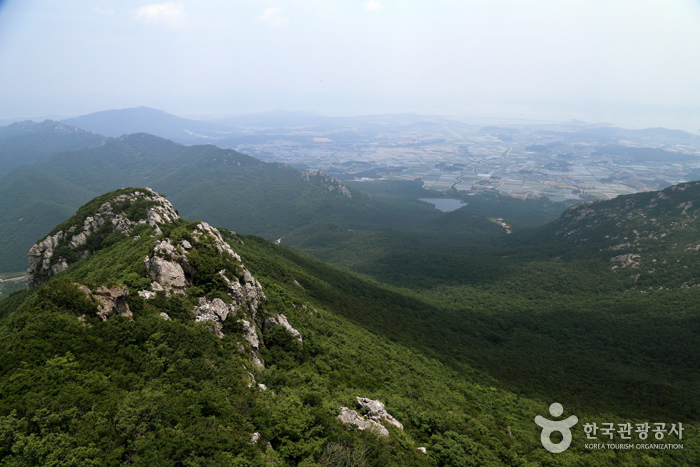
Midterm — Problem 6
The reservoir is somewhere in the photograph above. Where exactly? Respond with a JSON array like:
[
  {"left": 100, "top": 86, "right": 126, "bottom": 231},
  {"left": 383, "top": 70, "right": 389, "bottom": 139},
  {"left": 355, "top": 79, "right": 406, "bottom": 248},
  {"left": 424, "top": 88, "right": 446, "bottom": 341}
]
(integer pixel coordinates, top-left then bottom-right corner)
[{"left": 419, "top": 198, "right": 468, "bottom": 212}]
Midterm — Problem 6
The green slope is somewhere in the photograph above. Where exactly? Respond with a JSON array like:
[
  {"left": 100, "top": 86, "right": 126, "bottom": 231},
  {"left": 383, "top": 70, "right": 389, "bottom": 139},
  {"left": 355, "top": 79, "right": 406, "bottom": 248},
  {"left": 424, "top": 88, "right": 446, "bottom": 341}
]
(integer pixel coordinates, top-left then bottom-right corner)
[
  {"left": 0, "top": 189, "right": 697, "bottom": 466},
  {"left": 512, "top": 180, "right": 700, "bottom": 290}
]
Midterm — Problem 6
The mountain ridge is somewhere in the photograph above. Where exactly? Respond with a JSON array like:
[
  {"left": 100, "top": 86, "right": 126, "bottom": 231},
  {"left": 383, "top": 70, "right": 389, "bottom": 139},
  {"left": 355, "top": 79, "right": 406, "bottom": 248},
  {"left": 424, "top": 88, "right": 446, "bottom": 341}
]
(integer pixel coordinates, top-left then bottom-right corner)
[
  {"left": 61, "top": 106, "right": 233, "bottom": 144},
  {"left": 0, "top": 119, "right": 104, "bottom": 177},
  {"left": 0, "top": 133, "right": 381, "bottom": 273}
]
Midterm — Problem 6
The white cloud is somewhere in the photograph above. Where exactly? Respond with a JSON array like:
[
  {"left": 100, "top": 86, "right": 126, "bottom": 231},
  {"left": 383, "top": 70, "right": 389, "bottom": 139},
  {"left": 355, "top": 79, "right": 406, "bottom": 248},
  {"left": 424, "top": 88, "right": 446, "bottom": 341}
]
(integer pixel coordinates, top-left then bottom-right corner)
[
  {"left": 365, "top": 1, "right": 382, "bottom": 11},
  {"left": 133, "top": 3, "right": 186, "bottom": 27},
  {"left": 94, "top": 7, "right": 115, "bottom": 15},
  {"left": 258, "top": 7, "right": 288, "bottom": 27}
]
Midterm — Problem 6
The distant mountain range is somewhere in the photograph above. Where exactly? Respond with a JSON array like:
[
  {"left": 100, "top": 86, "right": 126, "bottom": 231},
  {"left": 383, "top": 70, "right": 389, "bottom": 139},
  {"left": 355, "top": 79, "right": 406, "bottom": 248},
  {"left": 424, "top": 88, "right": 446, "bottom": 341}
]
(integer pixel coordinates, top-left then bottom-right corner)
[
  {"left": 0, "top": 132, "right": 444, "bottom": 273},
  {"left": 0, "top": 120, "right": 103, "bottom": 177},
  {"left": 61, "top": 107, "right": 234, "bottom": 145},
  {"left": 58, "top": 107, "right": 455, "bottom": 148}
]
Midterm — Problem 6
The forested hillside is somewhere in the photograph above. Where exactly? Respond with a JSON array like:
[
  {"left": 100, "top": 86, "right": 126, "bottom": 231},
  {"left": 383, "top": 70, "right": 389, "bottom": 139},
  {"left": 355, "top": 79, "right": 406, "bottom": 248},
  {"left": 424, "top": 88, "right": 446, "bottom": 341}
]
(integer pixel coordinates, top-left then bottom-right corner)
[
  {"left": 0, "top": 134, "right": 386, "bottom": 272},
  {"left": 0, "top": 188, "right": 697, "bottom": 466},
  {"left": 0, "top": 120, "right": 103, "bottom": 177}
]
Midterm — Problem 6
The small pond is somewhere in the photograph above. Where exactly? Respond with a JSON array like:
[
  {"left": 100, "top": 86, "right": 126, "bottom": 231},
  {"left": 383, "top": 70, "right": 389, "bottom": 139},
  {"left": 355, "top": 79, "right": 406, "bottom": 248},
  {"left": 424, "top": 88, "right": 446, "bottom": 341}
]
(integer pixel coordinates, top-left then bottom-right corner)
[{"left": 419, "top": 198, "right": 468, "bottom": 212}]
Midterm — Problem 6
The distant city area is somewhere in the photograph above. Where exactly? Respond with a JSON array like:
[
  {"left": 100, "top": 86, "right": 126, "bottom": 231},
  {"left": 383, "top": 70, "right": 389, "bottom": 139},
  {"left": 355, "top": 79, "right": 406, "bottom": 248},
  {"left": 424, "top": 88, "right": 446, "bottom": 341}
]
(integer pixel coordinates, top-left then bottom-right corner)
[{"left": 230, "top": 116, "right": 700, "bottom": 203}]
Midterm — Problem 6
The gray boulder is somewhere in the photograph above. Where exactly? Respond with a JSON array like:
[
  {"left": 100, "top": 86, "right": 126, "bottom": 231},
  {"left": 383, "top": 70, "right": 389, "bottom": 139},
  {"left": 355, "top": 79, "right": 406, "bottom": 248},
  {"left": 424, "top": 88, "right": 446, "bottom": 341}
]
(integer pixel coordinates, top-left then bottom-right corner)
[
  {"left": 337, "top": 407, "right": 389, "bottom": 438},
  {"left": 264, "top": 314, "right": 303, "bottom": 343}
]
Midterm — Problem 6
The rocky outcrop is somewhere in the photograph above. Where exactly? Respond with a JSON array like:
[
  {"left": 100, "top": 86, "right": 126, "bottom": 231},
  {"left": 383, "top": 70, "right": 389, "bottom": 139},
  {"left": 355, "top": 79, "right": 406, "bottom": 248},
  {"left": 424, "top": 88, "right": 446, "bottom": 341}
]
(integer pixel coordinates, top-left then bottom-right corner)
[
  {"left": 240, "top": 320, "right": 260, "bottom": 350},
  {"left": 337, "top": 397, "right": 403, "bottom": 438},
  {"left": 29, "top": 188, "right": 283, "bottom": 376},
  {"left": 192, "top": 297, "right": 236, "bottom": 336},
  {"left": 27, "top": 234, "right": 68, "bottom": 288},
  {"left": 337, "top": 407, "right": 389, "bottom": 438},
  {"left": 138, "top": 220, "right": 271, "bottom": 369},
  {"left": 610, "top": 253, "right": 640, "bottom": 270},
  {"left": 140, "top": 222, "right": 265, "bottom": 313},
  {"left": 356, "top": 397, "right": 403, "bottom": 430},
  {"left": 240, "top": 319, "right": 264, "bottom": 368},
  {"left": 27, "top": 188, "right": 178, "bottom": 288},
  {"left": 302, "top": 170, "right": 352, "bottom": 198},
  {"left": 144, "top": 239, "right": 188, "bottom": 294},
  {"left": 76, "top": 284, "right": 132, "bottom": 321},
  {"left": 264, "top": 314, "right": 303, "bottom": 343},
  {"left": 138, "top": 290, "right": 156, "bottom": 299}
]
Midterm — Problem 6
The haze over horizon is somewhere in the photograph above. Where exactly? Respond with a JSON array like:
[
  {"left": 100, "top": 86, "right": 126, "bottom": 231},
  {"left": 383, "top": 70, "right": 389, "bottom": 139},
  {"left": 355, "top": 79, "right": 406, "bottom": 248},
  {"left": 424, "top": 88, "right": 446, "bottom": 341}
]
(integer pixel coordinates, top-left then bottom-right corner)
[{"left": 2, "top": 0, "right": 700, "bottom": 131}]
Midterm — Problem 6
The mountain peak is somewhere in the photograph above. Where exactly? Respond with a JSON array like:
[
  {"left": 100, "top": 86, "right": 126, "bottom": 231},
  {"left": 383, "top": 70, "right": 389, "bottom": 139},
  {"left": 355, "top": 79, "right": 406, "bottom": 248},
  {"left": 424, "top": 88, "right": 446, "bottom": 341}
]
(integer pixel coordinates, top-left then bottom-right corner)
[
  {"left": 27, "top": 188, "right": 178, "bottom": 287},
  {"left": 302, "top": 169, "right": 352, "bottom": 198}
]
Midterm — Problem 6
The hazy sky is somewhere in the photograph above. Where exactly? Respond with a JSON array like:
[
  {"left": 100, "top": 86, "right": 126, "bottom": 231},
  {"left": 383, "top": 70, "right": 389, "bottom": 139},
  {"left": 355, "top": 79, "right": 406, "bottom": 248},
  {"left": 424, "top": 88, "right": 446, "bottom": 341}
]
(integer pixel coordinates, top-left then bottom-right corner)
[{"left": 2, "top": 0, "right": 700, "bottom": 129}]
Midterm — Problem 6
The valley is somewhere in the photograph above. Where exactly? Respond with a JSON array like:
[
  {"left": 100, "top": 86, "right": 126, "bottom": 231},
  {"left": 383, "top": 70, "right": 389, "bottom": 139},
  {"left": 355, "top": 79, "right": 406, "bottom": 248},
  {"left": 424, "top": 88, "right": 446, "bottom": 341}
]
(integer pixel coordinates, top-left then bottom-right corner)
[
  {"left": 1, "top": 113, "right": 699, "bottom": 465},
  {"left": 0, "top": 271, "right": 27, "bottom": 298}
]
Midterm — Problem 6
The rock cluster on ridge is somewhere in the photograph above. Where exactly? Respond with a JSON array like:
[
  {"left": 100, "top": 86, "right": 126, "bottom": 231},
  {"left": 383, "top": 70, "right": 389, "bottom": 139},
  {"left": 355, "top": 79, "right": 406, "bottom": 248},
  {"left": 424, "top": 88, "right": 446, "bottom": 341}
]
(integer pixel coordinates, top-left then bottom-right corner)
[
  {"left": 26, "top": 187, "right": 304, "bottom": 372},
  {"left": 301, "top": 169, "right": 352, "bottom": 198},
  {"left": 264, "top": 314, "right": 303, "bottom": 343},
  {"left": 338, "top": 407, "right": 389, "bottom": 438},
  {"left": 27, "top": 188, "right": 178, "bottom": 288},
  {"left": 141, "top": 221, "right": 266, "bottom": 312},
  {"left": 139, "top": 220, "right": 300, "bottom": 367},
  {"left": 76, "top": 284, "right": 133, "bottom": 321}
]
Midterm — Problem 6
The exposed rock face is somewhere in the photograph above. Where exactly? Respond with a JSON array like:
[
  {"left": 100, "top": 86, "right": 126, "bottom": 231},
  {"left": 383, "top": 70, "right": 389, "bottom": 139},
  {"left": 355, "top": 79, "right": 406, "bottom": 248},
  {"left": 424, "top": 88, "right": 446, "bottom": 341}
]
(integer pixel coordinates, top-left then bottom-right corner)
[
  {"left": 76, "top": 284, "right": 132, "bottom": 321},
  {"left": 192, "top": 222, "right": 242, "bottom": 261},
  {"left": 30, "top": 189, "right": 285, "bottom": 376},
  {"left": 27, "top": 188, "right": 178, "bottom": 288},
  {"left": 356, "top": 397, "right": 403, "bottom": 430},
  {"left": 610, "top": 253, "right": 641, "bottom": 270},
  {"left": 51, "top": 259, "right": 69, "bottom": 276},
  {"left": 139, "top": 220, "right": 271, "bottom": 369},
  {"left": 28, "top": 234, "right": 66, "bottom": 288},
  {"left": 337, "top": 398, "right": 403, "bottom": 438},
  {"left": 240, "top": 320, "right": 260, "bottom": 350},
  {"left": 337, "top": 407, "right": 389, "bottom": 438},
  {"left": 138, "top": 290, "right": 156, "bottom": 299},
  {"left": 302, "top": 169, "right": 352, "bottom": 198},
  {"left": 141, "top": 222, "right": 265, "bottom": 312},
  {"left": 144, "top": 239, "right": 188, "bottom": 293},
  {"left": 264, "top": 314, "right": 303, "bottom": 343},
  {"left": 192, "top": 297, "right": 236, "bottom": 336}
]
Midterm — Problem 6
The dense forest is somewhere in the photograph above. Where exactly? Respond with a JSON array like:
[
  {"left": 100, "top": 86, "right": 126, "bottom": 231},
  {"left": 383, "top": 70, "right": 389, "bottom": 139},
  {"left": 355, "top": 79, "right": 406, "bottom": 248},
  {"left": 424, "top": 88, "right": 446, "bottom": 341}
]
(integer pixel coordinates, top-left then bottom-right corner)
[{"left": 0, "top": 186, "right": 698, "bottom": 465}]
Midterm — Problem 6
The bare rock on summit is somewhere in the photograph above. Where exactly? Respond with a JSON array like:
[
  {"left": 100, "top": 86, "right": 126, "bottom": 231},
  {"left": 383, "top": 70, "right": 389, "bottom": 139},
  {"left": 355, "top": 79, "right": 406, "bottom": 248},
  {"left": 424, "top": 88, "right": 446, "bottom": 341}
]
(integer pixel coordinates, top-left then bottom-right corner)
[
  {"left": 302, "top": 170, "right": 352, "bottom": 198},
  {"left": 144, "top": 249, "right": 187, "bottom": 293},
  {"left": 27, "top": 188, "right": 178, "bottom": 288}
]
